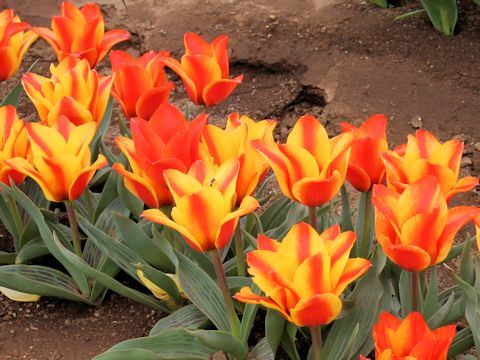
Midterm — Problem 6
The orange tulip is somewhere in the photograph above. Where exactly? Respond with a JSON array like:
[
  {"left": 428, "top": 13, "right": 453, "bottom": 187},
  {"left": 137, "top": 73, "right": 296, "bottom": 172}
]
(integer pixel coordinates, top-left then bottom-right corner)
[
  {"left": 22, "top": 56, "right": 113, "bottom": 126},
  {"left": 234, "top": 222, "right": 370, "bottom": 327},
  {"left": 253, "top": 115, "right": 354, "bottom": 206},
  {"left": 340, "top": 114, "right": 388, "bottom": 192},
  {"left": 200, "top": 113, "right": 276, "bottom": 204},
  {"left": 372, "top": 176, "right": 479, "bottom": 272},
  {"left": 163, "top": 32, "right": 243, "bottom": 106},
  {"left": 381, "top": 129, "right": 478, "bottom": 201},
  {"left": 32, "top": 1, "right": 130, "bottom": 67},
  {"left": 360, "top": 311, "right": 456, "bottom": 360},
  {"left": 110, "top": 50, "right": 174, "bottom": 119},
  {"left": 142, "top": 159, "right": 259, "bottom": 252},
  {"left": 5, "top": 116, "right": 106, "bottom": 202},
  {"left": 113, "top": 103, "right": 207, "bottom": 208},
  {"left": 0, "top": 106, "right": 30, "bottom": 186},
  {"left": 0, "top": 9, "right": 38, "bottom": 81}
]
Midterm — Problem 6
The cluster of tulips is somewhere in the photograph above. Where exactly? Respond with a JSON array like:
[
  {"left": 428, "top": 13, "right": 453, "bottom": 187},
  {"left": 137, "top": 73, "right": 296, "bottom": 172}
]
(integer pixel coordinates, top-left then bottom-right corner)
[{"left": 0, "top": 2, "right": 479, "bottom": 360}]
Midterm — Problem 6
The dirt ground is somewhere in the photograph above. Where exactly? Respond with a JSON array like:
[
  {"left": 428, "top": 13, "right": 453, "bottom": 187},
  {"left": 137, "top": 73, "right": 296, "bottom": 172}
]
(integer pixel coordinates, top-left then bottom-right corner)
[{"left": 0, "top": 0, "right": 480, "bottom": 358}]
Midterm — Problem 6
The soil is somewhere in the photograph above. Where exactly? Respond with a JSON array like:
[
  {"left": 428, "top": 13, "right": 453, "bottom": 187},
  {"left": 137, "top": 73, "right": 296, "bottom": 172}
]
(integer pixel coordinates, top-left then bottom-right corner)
[{"left": 1, "top": 0, "right": 480, "bottom": 358}]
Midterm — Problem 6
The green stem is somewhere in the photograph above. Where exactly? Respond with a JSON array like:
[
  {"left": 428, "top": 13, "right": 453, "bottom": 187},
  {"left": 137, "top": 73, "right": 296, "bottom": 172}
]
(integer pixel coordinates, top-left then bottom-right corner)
[
  {"left": 65, "top": 200, "right": 82, "bottom": 258},
  {"left": 411, "top": 271, "right": 419, "bottom": 312},
  {"left": 211, "top": 249, "right": 240, "bottom": 338},
  {"left": 310, "top": 326, "right": 323, "bottom": 360},
  {"left": 309, "top": 206, "right": 318, "bottom": 231},
  {"left": 6, "top": 193, "right": 23, "bottom": 251},
  {"left": 356, "top": 190, "right": 374, "bottom": 258},
  {"left": 234, "top": 226, "right": 245, "bottom": 277}
]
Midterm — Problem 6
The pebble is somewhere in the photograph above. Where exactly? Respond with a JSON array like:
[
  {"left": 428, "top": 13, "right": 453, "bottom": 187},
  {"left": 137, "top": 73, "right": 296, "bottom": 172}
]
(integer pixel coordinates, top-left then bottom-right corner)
[
  {"left": 409, "top": 115, "right": 423, "bottom": 129},
  {"left": 474, "top": 142, "right": 480, "bottom": 152},
  {"left": 461, "top": 157, "right": 473, "bottom": 167},
  {"left": 269, "top": 14, "right": 277, "bottom": 21}
]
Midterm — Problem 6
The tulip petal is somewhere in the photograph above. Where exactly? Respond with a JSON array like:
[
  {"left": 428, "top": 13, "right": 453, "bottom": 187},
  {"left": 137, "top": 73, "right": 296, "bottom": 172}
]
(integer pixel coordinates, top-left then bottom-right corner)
[
  {"left": 162, "top": 57, "right": 199, "bottom": 104},
  {"left": 447, "top": 176, "right": 479, "bottom": 200},
  {"left": 32, "top": 27, "right": 61, "bottom": 54},
  {"left": 334, "top": 258, "right": 371, "bottom": 295},
  {"left": 0, "top": 47, "right": 18, "bottom": 80},
  {"left": 97, "top": 29, "right": 131, "bottom": 66},
  {"left": 47, "top": 96, "right": 94, "bottom": 126},
  {"left": 163, "top": 168, "right": 203, "bottom": 203},
  {"left": 233, "top": 286, "right": 291, "bottom": 321},
  {"left": 136, "top": 83, "right": 174, "bottom": 120},
  {"left": 113, "top": 163, "right": 160, "bottom": 208},
  {"left": 293, "top": 252, "right": 332, "bottom": 297},
  {"left": 0, "top": 286, "right": 41, "bottom": 302},
  {"left": 346, "top": 164, "right": 372, "bottom": 192},
  {"left": 385, "top": 244, "right": 431, "bottom": 272},
  {"left": 290, "top": 293, "right": 342, "bottom": 327},
  {"left": 246, "top": 250, "right": 296, "bottom": 288},
  {"left": 257, "top": 234, "right": 280, "bottom": 252},
  {"left": 292, "top": 170, "right": 343, "bottom": 207},
  {"left": 203, "top": 76, "right": 243, "bottom": 106},
  {"left": 69, "top": 154, "right": 106, "bottom": 200}
]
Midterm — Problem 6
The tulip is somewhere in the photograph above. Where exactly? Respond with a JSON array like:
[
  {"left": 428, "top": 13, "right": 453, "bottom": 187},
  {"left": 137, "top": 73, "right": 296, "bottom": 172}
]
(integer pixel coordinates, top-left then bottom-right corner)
[
  {"left": 340, "top": 114, "right": 388, "bottom": 192},
  {"left": 381, "top": 129, "right": 478, "bottom": 201},
  {"left": 0, "top": 286, "right": 40, "bottom": 302},
  {"left": 113, "top": 103, "right": 207, "bottom": 208},
  {"left": 22, "top": 56, "right": 113, "bottom": 126},
  {"left": 163, "top": 32, "right": 243, "bottom": 106},
  {"left": 110, "top": 50, "right": 174, "bottom": 119},
  {"left": 234, "top": 222, "right": 370, "bottom": 327},
  {"left": 372, "top": 176, "right": 479, "bottom": 272},
  {"left": 0, "top": 9, "right": 38, "bottom": 81},
  {"left": 32, "top": 1, "right": 130, "bottom": 67},
  {"left": 0, "top": 106, "right": 30, "bottom": 186},
  {"left": 253, "top": 115, "right": 354, "bottom": 207},
  {"left": 142, "top": 159, "right": 259, "bottom": 253},
  {"left": 200, "top": 112, "right": 276, "bottom": 204},
  {"left": 360, "top": 311, "right": 456, "bottom": 360},
  {"left": 5, "top": 116, "right": 107, "bottom": 202},
  {"left": 136, "top": 269, "right": 186, "bottom": 308}
]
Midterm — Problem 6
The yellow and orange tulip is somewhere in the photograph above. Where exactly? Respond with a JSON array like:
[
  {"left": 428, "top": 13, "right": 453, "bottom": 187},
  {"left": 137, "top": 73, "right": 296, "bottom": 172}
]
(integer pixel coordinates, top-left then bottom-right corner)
[
  {"left": 372, "top": 176, "right": 479, "bottom": 272},
  {"left": 163, "top": 32, "right": 243, "bottom": 106},
  {"left": 32, "top": 1, "right": 130, "bottom": 67},
  {"left": 0, "top": 106, "right": 30, "bottom": 186},
  {"left": 234, "top": 222, "right": 370, "bottom": 327},
  {"left": 113, "top": 103, "right": 207, "bottom": 208},
  {"left": 22, "top": 56, "right": 113, "bottom": 126},
  {"left": 381, "top": 129, "right": 478, "bottom": 201},
  {"left": 361, "top": 311, "right": 456, "bottom": 360},
  {"left": 200, "top": 113, "right": 276, "bottom": 204},
  {"left": 341, "top": 114, "right": 388, "bottom": 192},
  {"left": 5, "top": 116, "right": 106, "bottom": 202},
  {"left": 142, "top": 159, "right": 259, "bottom": 252},
  {"left": 0, "top": 9, "right": 37, "bottom": 81},
  {"left": 110, "top": 50, "right": 174, "bottom": 119},
  {"left": 253, "top": 115, "right": 354, "bottom": 206}
]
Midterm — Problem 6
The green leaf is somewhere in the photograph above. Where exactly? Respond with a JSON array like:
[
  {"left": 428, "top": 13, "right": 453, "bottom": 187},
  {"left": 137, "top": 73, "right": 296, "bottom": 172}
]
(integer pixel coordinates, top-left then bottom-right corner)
[
  {"left": 15, "top": 237, "right": 49, "bottom": 263},
  {"left": 188, "top": 329, "right": 246, "bottom": 360},
  {"left": 474, "top": 0, "right": 480, "bottom": 6},
  {"left": 227, "top": 276, "right": 252, "bottom": 290},
  {"left": 340, "top": 185, "right": 354, "bottom": 231},
  {"left": 265, "top": 309, "right": 286, "bottom": 356},
  {"left": 426, "top": 292, "right": 455, "bottom": 328},
  {"left": 0, "top": 252, "right": 16, "bottom": 264},
  {"left": 93, "top": 170, "right": 119, "bottom": 223},
  {"left": 448, "top": 327, "right": 474, "bottom": 358},
  {"left": 250, "top": 337, "right": 274, "bottom": 360},
  {"left": 281, "top": 322, "right": 300, "bottom": 360},
  {"left": 399, "top": 270, "right": 413, "bottom": 317},
  {"left": 0, "top": 59, "right": 39, "bottom": 107},
  {"left": 149, "top": 304, "right": 209, "bottom": 336},
  {"left": 423, "top": 267, "right": 439, "bottom": 319},
  {"left": 460, "top": 236, "right": 475, "bottom": 285},
  {"left": 176, "top": 251, "right": 233, "bottom": 332},
  {"left": 240, "top": 284, "right": 260, "bottom": 343},
  {"left": 117, "top": 172, "right": 144, "bottom": 218},
  {"left": 394, "top": 8, "right": 427, "bottom": 21},
  {"left": 420, "top": 0, "right": 457, "bottom": 35},
  {"left": 369, "top": 0, "right": 388, "bottom": 8},
  {"left": 90, "top": 96, "right": 113, "bottom": 160}
]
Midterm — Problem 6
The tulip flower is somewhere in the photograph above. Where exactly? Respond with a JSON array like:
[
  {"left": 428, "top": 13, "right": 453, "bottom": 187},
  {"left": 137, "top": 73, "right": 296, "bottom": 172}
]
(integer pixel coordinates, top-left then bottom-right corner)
[
  {"left": 360, "top": 311, "right": 456, "bottom": 360},
  {"left": 5, "top": 116, "right": 107, "bottom": 202},
  {"left": 340, "top": 114, "right": 388, "bottom": 192},
  {"left": 22, "top": 56, "right": 113, "bottom": 126},
  {"left": 142, "top": 159, "right": 259, "bottom": 253},
  {"left": 113, "top": 103, "right": 207, "bottom": 208},
  {"left": 381, "top": 129, "right": 478, "bottom": 201},
  {"left": 234, "top": 222, "right": 371, "bottom": 327},
  {"left": 253, "top": 115, "right": 354, "bottom": 207},
  {"left": 32, "top": 1, "right": 130, "bottom": 67},
  {"left": 110, "top": 50, "right": 174, "bottom": 119},
  {"left": 136, "top": 269, "right": 186, "bottom": 309},
  {"left": 372, "top": 176, "right": 479, "bottom": 272},
  {"left": 163, "top": 32, "right": 243, "bottom": 106},
  {"left": 0, "top": 9, "right": 38, "bottom": 81},
  {"left": 200, "top": 113, "right": 276, "bottom": 204},
  {"left": 0, "top": 106, "right": 30, "bottom": 186}
]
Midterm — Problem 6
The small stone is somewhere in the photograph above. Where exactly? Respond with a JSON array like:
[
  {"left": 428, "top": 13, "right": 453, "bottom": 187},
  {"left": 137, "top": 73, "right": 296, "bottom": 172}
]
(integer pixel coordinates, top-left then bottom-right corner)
[
  {"left": 268, "top": 14, "right": 277, "bottom": 21},
  {"left": 9, "top": 329, "right": 15, "bottom": 336},
  {"left": 461, "top": 157, "right": 473, "bottom": 167},
  {"left": 93, "top": 311, "right": 101, "bottom": 318},
  {"left": 64, "top": 319, "right": 71, "bottom": 326},
  {"left": 453, "top": 133, "right": 467, "bottom": 142},
  {"left": 409, "top": 116, "right": 423, "bottom": 129},
  {"left": 474, "top": 142, "right": 480, "bottom": 152}
]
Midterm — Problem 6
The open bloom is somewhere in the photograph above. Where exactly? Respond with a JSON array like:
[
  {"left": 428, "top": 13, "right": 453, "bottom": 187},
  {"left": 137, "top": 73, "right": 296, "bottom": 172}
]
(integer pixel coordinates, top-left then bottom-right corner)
[
  {"left": 142, "top": 159, "right": 259, "bottom": 252},
  {"left": 340, "top": 114, "right": 388, "bottom": 192},
  {"left": 163, "top": 32, "right": 243, "bottom": 106},
  {"left": 22, "top": 56, "right": 113, "bottom": 126},
  {"left": 253, "top": 115, "right": 354, "bottom": 206},
  {"left": 360, "top": 311, "right": 456, "bottom": 360},
  {"left": 372, "top": 176, "right": 479, "bottom": 272},
  {"left": 234, "top": 222, "right": 371, "bottom": 327},
  {"left": 113, "top": 103, "right": 207, "bottom": 208},
  {"left": 200, "top": 113, "right": 276, "bottom": 204},
  {"left": 0, "top": 9, "right": 38, "bottom": 81},
  {"left": 5, "top": 116, "right": 107, "bottom": 202},
  {"left": 0, "top": 106, "right": 30, "bottom": 186},
  {"left": 381, "top": 129, "right": 478, "bottom": 201},
  {"left": 32, "top": 1, "right": 130, "bottom": 67},
  {"left": 110, "top": 50, "right": 174, "bottom": 119}
]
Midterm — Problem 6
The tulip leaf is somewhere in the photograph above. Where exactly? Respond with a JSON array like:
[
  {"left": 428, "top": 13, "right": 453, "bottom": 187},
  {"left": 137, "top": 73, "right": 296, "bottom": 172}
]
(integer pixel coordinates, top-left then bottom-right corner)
[
  {"left": 93, "top": 170, "right": 120, "bottom": 223},
  {"left": 188, "top": 329, "right": 247, "bottom": 360},
  {"left": 474, "top": 0, "right": 480, "bottom": 6},
  {"left": 460, "top": 236, "right": 475, "bottom": 285},
  {"left": 14, "top": 237, "right": 49, "bottom": 263},
  {"left": 176, "top": 251, "right": 233, "bottom": 332},
  {"left": 265, "top": 308, "right": 286, "bottom": 356},
  {"left": 369, "top": 0, "right": 388, "bottom": 8},
  {"left": 281, "top": 322, "right": 300, "bottom": 360},
  {"left": 240, "top": 284, "right": 260, "bottom": 343},
  {"left": 0, "top": 252, "right": 16, "bottom": 265},
  {"left": 419, "top": 0, "right": 457, "bottom": 35},
  {"left": 0, "top": 193, "right": 21, "bottom": 245},
  {"left": 149, "top": 304, "right": 209, "bottom": 336},
  {"left": 0, "top": 264, "right": 90, "bottom": 303},
  {"left": 226, "top": 276, "right": 252, "bottom": 290},
  {"left": 117, "top": 173, "right": 144, "bottom": 219},
  {"left": 250, "top": 337, "right": 275, "bottom": 360},
  {"left": 399, "top": 270, "right": 413, "bottom": 316},
  {"left": 423, "top": 266, "right": 439, "bottom": 319},
  {"left": 340, "top": 185, "right": 354, "bottom": 231},
  {"left": 90, "top": 96, "right": 113, "bottom": 159},
  {"left": 448, "top": 327, "right": 474, "bottom": 358},
  {"left": 426, "top": 292, "right": 456, "bottom": 329}
]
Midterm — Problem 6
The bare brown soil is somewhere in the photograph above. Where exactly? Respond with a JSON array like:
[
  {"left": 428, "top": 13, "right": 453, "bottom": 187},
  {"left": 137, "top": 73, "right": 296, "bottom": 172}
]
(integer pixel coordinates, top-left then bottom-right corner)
[{"left": 1, "top": 0, "right": 480, "bottom": 358}]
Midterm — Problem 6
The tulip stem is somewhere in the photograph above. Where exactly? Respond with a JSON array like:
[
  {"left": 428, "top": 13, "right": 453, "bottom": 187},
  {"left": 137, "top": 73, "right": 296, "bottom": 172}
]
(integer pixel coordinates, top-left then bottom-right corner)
[
  {"left": 234, "top": 226, "right": 245, "bottom": 277},
  {"left": 356, "top": 190, "right": 373, "bottom": 258},
  {"left": 411, "top": 271, "right": 419, "bottom": 312},
  {"left": 310, "top": 326, "right": 323, "bottom": 360},
  {"left": 211, "top": 249, "right": 240, "bottom": 338},
  {"left": 65, "top": 200, "right": 82, "bottom": 258},
  {"left": 309, "top": 206, "right": 318, "bottom": 231}
]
